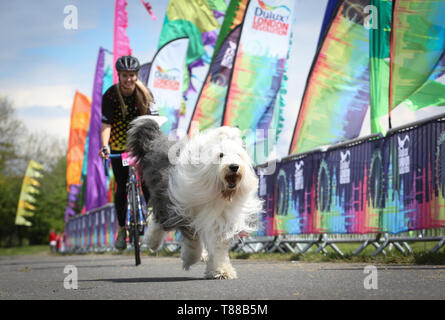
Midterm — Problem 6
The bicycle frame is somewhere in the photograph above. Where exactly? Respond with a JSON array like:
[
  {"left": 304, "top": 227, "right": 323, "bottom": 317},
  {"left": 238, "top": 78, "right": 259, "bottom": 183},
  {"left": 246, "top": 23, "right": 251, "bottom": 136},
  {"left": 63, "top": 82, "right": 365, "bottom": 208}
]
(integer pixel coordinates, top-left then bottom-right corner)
[
  {"left": 126, "top": 165, "right": 147, "bottom": 236},
  {"left": 107, "top": 153, "right": 147, "bottom": 265}
]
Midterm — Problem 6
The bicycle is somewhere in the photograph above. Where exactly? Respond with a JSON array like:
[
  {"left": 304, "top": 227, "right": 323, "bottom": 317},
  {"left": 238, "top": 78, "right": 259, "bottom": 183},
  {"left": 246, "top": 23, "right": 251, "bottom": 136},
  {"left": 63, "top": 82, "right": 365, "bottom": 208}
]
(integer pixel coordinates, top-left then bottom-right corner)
[{"left": 106, "top": 152, "right": 148, "bottom": 266}]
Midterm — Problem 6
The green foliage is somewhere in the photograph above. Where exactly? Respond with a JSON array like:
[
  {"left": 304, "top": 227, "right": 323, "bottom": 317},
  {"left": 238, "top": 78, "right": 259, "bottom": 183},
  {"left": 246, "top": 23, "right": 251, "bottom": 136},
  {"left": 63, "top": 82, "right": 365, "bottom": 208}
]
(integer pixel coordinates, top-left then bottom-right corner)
[
  {"left": 0, "top": 245, "right": 48, "bottom": 256},
  {"left": 25, "top": 156, "right": 68, "bottom": 244},
  {"left": 0, "top": 174, "right": 23, "bottom": 246},
  {"left": 0, "top": 96, "right": 68, "bottom": 247}
]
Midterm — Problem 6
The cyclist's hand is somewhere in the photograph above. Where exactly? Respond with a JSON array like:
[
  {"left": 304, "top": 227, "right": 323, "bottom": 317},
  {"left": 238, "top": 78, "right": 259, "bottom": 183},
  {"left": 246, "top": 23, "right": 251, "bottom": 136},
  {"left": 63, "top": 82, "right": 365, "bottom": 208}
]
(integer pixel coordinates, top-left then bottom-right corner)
[{"left": 99, "top": 146, "right": 110, "bottom": 160}]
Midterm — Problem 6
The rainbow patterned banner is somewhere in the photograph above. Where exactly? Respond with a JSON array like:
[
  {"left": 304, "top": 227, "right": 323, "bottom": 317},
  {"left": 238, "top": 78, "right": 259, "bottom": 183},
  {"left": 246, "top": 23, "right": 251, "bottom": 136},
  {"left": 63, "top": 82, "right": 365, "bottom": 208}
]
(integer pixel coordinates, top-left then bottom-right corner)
[
  {"left": 189, "top": 0, "right": 248, "bottom": 133},
  {"left": 222, "top": 0, "right": 294, "bottom": 163},
  {"left": 289, "top": 0, "right": 370, "bottom": 154},
  {"left": 390, "top": 0, "right": 445, "bottom": 113},
  {"left": 261, "top": 115, "right": 445, "bottom": 235},
  {"left": 158, "top": 0, "right": 228, "bottom": 132},
  {"left": 369, "top": 0, "right": 392, "bottom": 134}
]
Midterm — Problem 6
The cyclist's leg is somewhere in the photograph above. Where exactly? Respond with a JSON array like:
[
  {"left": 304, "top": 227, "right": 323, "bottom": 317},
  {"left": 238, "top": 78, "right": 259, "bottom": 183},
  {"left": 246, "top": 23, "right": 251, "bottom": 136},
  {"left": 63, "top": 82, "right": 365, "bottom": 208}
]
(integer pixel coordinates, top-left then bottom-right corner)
[
  {"left": 111, "top": 156, "right": 129, "bottom": 228},
  {"left": 111, "top": 156, "right": 129, "bottom": 249}
]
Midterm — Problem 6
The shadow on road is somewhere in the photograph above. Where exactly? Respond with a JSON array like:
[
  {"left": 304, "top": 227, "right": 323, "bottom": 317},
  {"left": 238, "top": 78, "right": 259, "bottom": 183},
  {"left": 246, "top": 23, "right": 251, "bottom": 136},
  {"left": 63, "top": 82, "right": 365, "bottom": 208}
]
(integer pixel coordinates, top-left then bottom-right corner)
[{"left": 80, "top": 276, "right": 205, "bottom": 283}]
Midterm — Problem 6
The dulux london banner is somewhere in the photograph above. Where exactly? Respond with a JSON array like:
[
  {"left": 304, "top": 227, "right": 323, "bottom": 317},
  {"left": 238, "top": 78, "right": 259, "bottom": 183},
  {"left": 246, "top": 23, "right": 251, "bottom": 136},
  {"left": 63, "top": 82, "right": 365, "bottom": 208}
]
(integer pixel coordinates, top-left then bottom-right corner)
[{"left": 147, "top": 37, "right": 189, "bottom": 135}]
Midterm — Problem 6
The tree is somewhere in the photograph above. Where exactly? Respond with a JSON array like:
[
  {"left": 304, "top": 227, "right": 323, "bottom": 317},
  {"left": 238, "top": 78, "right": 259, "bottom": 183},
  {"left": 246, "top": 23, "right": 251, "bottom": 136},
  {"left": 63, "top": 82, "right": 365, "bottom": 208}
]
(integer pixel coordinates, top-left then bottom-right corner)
[
  {"left": 0, "top": 96, "right": 69, "bottom": 246},
  {"left": 0, "top": 96, "right": 27, "bottom": 176},
  {"left": 0, "top": 174, "right": 22, "bottom": 246},
  {"left": 26, "top": 155, "right": 68, "bottom": 244}
]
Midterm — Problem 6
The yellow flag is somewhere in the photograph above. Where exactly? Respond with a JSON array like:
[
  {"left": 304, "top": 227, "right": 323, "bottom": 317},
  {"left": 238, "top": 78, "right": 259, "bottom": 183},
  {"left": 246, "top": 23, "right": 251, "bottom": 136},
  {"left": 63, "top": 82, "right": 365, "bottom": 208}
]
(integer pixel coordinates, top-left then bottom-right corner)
[{"left": 15, "top": 160, "right": 44, "bottom": 226}]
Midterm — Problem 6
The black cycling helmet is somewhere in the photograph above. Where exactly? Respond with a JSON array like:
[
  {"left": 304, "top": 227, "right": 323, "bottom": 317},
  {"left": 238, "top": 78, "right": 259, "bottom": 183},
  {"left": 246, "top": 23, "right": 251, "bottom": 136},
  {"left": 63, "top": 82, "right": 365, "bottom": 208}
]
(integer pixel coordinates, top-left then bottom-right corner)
[{"left": 115, "top": 55, "right": 140, "bottom": 72}]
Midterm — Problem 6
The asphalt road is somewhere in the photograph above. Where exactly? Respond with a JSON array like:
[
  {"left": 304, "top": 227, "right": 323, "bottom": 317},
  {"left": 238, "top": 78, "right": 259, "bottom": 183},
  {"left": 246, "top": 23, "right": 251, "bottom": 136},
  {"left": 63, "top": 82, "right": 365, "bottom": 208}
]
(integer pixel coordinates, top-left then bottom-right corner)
[{"left": 0, "top": 253, "right": 444, "bottom": 301}]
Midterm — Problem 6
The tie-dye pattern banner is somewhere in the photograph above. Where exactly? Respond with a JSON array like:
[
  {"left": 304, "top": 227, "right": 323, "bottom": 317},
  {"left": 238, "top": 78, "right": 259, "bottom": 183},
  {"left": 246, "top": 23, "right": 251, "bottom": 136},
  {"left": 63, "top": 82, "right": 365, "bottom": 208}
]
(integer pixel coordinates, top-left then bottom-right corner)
[
  {"left": 188, "top": 0, "right": 248, "bottom": 133},
  {"left": 158, "top": 0, "right": 228, "bottom": 132},
  {"left": 289, "top": 0, "right": 370, "bottom": 154},
  {"left": 260, "top": 115, "right": 445, "bottom": 235},
  {"left": 390, "top": 0, "right": 445, "bottom": 113},
  {"left": 147, "top": 38, "right": 189, "bottom": 134},
  {"left": 369, "top": 0, "right": 392, "bottom": 134},
  {"left": 222, "top": 0, "right": 294, "bottom": 163}
]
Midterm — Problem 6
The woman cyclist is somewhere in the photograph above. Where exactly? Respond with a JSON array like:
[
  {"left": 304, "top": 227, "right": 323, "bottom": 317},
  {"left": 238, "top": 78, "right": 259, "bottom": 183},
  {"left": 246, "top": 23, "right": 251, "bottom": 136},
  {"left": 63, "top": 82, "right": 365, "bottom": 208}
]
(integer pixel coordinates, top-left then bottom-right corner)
[{"left": 99, "top": 55, "right": 157, "bottom": 250}]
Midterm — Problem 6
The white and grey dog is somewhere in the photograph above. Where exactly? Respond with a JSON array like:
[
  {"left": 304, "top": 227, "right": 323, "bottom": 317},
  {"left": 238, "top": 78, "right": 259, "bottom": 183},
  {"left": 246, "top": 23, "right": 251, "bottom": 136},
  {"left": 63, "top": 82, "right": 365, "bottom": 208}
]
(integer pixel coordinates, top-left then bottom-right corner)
[{"left": 127, "top": 116, "right": 263, "bottom": 279}]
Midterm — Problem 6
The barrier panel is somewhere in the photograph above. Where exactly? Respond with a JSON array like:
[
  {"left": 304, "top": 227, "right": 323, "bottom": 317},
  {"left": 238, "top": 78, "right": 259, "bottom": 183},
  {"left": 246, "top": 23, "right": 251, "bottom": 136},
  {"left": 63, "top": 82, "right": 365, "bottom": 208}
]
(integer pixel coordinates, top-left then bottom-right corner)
[
  {"left": 64, "top": 203, "right": 180, "bottom": 253},
  {"left": 257, "top": 114, "right": 445, "bottom": 235},
  {"left": 64, "top": 204, "right": 119, "bottom": 252}
]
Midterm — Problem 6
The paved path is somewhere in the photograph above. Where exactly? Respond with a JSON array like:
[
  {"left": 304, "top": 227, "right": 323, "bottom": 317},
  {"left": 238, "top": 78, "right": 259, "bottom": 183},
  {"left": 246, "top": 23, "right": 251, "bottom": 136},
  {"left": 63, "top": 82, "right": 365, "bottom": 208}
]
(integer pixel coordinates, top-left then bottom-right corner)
[{"left": 0, "top": 253, "right": 444, "bottom": 300}]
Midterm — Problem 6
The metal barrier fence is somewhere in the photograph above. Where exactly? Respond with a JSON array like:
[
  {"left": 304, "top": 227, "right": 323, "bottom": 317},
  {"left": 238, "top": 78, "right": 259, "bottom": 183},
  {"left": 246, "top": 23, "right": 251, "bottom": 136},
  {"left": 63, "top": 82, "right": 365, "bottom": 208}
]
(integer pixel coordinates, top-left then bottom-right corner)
[
  {"left": 64, "top": 113, "right": 445, "bottom": 255},
  {"left": 229, "top": 228, "right": 445, "bottom": 255},
  {"left": 63, "top": 203, "right": 181, "bottom": 254},
  {"left": 63, "top": 203, "right": 444, "bottom": 254}
]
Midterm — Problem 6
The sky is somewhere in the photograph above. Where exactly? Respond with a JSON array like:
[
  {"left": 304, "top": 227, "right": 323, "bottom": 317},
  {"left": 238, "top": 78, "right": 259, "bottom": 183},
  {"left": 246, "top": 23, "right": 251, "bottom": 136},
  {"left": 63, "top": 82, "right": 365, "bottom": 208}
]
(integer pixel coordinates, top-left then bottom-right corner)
[
  {"left": 0, "top": 0, "right": 169, "bottom": 140},
  {"left": 1, "top": 0, "right": 443, "bottom": 160},
  {"left": 0, "top": 0, "right": 328, "bottom": 159}
]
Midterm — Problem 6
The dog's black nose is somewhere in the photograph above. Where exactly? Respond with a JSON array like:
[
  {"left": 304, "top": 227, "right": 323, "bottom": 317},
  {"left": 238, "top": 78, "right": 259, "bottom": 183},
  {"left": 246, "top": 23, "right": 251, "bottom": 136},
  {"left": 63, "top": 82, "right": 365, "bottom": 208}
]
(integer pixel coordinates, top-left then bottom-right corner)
[{"left": 229, "top": 164, "right": 239, "bottom": 173}]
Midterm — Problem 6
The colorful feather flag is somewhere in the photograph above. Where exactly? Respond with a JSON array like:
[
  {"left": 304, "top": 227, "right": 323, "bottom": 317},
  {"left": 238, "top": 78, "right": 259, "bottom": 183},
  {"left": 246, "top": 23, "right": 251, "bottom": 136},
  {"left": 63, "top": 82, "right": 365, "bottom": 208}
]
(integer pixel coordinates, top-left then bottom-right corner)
[
  {"left": 389, "top": 0, "right": 445, "bottom": 114},
  {"left": 289, "top": 0, "right": 370, "bottom": 154},
  {"left": 140, "top": 0, "right": 157, "bottom": 20},
  {"left": 113, "top": 0, "right": 132, "bottom": 84},
  {"left": 369, "top": 0, "right": 392, "bottom": 134},
  {"left": 189, "top": 0, "right": 248, "bottom": 134},
  {"left": 156, "top": 0, "right": 228, "bottom": 132},
  {"left": 189, "top": 0, "right": 294, "bottom": 164},
  {"left": 66, "top": 91, "right": 91, "bottom": 191},
  {"left": 148, "top": 38, "right": 189, "bottom": 135},
  {"left": 84, "top": 47, "right": 110, "bottom": 212},
  {"left": 15, "top": 160, "right": 44, "bottom": 226},
  {"left": 222, "top": 0, "right": 295, "bottom": 163}
]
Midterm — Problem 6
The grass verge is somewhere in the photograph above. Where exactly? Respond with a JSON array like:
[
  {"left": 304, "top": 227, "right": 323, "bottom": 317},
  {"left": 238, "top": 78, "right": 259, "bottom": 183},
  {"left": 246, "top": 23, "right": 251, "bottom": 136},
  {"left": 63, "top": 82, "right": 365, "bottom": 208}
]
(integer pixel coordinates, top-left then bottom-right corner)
[
  {"left": 229, "top": 242, "right": 445, "bottom": 265},
  {"left": 2, "top": 242, "right": 444, "bottom": 265},
  {"left": 0, "top": 245, "right": 49, "bottom": 256}
]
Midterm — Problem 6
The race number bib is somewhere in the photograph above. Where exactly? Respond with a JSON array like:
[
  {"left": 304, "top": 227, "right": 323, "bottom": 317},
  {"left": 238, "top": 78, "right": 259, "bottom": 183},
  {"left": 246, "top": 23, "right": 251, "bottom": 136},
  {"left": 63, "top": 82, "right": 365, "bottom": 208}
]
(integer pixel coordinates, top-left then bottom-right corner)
[{"left": 121, "top": 152, "right": 130, "bottom": 167}]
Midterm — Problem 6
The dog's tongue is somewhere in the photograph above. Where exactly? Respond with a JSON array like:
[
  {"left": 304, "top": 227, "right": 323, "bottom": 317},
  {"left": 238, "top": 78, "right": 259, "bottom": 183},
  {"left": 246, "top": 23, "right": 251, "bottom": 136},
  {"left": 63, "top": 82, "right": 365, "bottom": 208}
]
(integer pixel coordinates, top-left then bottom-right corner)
[{"left": 226, "top": 175, "right": 237, "bottom": 189}]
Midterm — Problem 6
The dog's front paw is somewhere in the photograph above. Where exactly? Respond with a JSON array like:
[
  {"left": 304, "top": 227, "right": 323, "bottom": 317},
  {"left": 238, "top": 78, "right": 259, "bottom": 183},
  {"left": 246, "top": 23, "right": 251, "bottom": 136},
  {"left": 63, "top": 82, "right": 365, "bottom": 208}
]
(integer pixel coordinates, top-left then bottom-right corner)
[
  {"left": 205, "top": 265, "right": 237, "bottom": 280},
  {"left": 182, "top": 261, "right": 193, "bottom": 271},
  {"left": 200, "top": 249, "right": 208, "bottom": 262}
]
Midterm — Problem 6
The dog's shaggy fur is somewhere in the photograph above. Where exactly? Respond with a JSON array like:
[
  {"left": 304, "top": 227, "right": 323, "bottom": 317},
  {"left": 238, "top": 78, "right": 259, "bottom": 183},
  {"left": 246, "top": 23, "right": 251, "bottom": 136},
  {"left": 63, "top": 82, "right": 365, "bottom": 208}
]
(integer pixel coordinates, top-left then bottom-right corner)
[{"left": 127, "top": 116, "right": 263, "bottom": 279}]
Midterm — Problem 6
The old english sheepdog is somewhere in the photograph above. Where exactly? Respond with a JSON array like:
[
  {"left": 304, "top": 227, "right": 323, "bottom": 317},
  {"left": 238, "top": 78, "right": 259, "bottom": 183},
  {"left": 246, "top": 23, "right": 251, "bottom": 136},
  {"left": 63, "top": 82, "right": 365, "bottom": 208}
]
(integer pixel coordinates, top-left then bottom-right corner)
[{"left": 127, "top": 116, "right": 263, "bottom": 279}]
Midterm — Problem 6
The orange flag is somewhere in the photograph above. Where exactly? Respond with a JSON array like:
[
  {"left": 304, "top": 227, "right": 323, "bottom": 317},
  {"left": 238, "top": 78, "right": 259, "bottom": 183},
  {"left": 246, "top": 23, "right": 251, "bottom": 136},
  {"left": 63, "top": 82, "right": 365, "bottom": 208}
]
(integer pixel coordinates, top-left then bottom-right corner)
[{"left": 66, "top": 91, "right": 91, "bottom": 191}]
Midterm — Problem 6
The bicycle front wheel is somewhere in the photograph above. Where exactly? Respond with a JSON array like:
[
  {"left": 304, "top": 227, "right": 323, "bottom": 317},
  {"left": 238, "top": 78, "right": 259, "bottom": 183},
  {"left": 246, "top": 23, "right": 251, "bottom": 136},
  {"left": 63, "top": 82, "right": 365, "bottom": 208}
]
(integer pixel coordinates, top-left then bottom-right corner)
[{"left": 129, "top": 178, "right": 141, "bottom": 266}]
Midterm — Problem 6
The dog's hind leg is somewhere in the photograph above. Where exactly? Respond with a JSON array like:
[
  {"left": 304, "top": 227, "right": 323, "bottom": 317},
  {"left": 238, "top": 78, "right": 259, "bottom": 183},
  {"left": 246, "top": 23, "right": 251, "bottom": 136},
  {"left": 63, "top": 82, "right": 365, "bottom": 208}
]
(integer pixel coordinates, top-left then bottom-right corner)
[
  {"left": 144, "top": 219, "right": 166, "bottom": 251},
  {"left": 204, "top": 241, "right": 237, "bottom": 280},
  {"left": 181, "top": 235, "right": 202, "bottom": 271}
]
